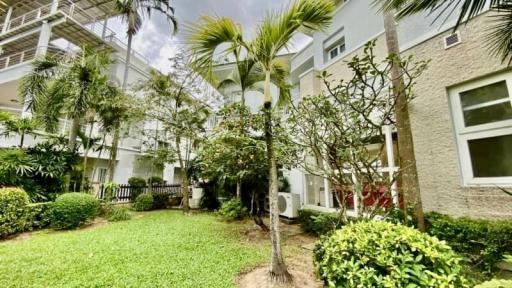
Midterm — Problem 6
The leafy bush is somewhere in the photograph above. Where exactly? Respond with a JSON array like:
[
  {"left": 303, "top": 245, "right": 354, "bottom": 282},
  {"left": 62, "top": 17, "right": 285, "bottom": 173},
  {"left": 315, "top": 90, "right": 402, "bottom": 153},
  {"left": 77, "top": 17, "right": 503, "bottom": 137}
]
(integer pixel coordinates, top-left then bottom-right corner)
[
  {"left": 105, "top": 206, "right": 132, "bottom": 222},
  {"left": 128, "top": 177, "right": 146, "bottom": 201},
  {"left": 314, "top": 221, "right": 469, "bottom": 287},
  {"left": 133, "top": 194, "right": 154, "bottom": 211},
  {"left": 297, "top": 209, "right": 343, "bottom": 236},
  {"left": 147, "top": 176, "right": 164, "bottom": 185},
  {"left": 474, "top": 279, "right": 512, "bottom": 288},
  {"left": 425, "top": 212, "right": 512, "bottom": 273},
  {"left": 151, "top": 193, "right": 169, "bottom": 210},
  {"left": 218, "top": 199, "right": 248, "bottom": 220},
  {"left": 0, "top": 187, "right": 29, "bottom": 238},
  {"left": 25, "top": 202, "right": 52, "bottom": 230},
  {"left": 50, "top": 193, "right": 100, "bottom": 229}
]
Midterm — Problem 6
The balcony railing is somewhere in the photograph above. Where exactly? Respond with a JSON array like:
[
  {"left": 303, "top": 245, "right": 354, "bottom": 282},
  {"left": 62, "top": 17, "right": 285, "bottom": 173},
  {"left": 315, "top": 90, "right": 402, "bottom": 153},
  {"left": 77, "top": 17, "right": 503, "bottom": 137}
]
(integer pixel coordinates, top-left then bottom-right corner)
[
  {"left": 0, "top": 47, "right": 37, "bottom": 70},
  {"left": 0, "top": 1, "right": 150, "bottom": 65}
]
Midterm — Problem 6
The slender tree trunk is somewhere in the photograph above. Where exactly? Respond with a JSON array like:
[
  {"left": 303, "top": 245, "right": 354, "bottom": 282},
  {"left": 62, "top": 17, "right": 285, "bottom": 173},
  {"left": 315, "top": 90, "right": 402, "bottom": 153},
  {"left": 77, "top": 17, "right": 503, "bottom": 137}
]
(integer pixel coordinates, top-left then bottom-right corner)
[
  {"left": 108, "top": 124, "right": 120, "bottom": 182},
  {"left": 236, "top": 180, "right": 242, "bottom": 200},
  {"left": 64, "top": 117, "right": 80, "bottom": 192},
  {"left": 176, "top": 137, "right": 189, "bottom": 213},
  {"left": 19, "top": 133, "right": 25, "bottom": 148},
  {"left": 263, "top": 70, "right": 291, "bottom": 283},
  {"left": 80, "top": 120, "right": 94, "bottom": 193},
  {"left": 122, "top": 34, "right": 133, "bottom": 91},
  {"left": 383, "top": 11, "right": 425, "bottom": 231},
  {"left": 241, "top": 90, "right": 246, "bottom": 106}
]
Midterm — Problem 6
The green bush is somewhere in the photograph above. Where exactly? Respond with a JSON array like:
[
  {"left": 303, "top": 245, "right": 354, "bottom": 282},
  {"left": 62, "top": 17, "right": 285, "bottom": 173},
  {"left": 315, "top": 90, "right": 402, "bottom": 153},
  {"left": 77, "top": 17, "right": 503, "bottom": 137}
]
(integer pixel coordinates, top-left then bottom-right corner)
[
  {"left": 50, "top": 193, "right": 100, "bottom": 229},
  {"left": 218, "top": 199, "right": 248, "bottom": 220},
  {"left": 150, "top": 193, "right": 169, "bottom": 210},
  {"left": 314, "top": 221, "right": 469, "bottom": 287},
  {"left": 25, "top": 202, "right": 52, "bottom": 230},
  {"left": 474, "top": 279, "right": 512, "bottom": 288},
  {"left": 297, "top": 209, "right": 343, "bottom": 236},
  {"left": 147, "top": 176, "right": 164, "bottom": 185},
  {"left": 133, "top": 194, "right": 154, "bottom": 211},
  {"left": 128, "top": 177, "right": 146, "bottom": 201},
  {"left": 105, "top": 206, "right": 132, "bottom": 222},
  {"left": 0, "top": 187, "right": 29, "bottom": 238},
  {"left": 425, "top": 212, "right": 512, "bottom": 273}
]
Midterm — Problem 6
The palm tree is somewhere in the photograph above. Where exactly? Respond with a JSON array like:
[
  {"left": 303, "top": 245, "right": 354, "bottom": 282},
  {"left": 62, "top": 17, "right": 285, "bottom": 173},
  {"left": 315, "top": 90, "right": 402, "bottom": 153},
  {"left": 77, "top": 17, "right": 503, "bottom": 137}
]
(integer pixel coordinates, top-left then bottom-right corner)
[
  {"left": 20, "top": 47, "right": 113, "bottom": 190},
  {"left": 379, "top": 0, "right": 512, "bottom": 64},
  {"left": 187, "top": 0, "right": 335, "bottom": 282},
  {"left": 109, "top": 0, "right": 177, "bottom": 182},
  {"left": 0, "top": 111, "right": 39, "bottom": 148}
]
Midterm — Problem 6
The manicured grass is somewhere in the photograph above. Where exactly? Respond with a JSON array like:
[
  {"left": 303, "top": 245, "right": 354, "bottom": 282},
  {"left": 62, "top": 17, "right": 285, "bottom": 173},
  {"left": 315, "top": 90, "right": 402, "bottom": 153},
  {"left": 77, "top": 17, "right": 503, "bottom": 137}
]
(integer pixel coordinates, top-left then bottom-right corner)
[{"left": 0, "top": 211, "right": 268, "bottom": 288}]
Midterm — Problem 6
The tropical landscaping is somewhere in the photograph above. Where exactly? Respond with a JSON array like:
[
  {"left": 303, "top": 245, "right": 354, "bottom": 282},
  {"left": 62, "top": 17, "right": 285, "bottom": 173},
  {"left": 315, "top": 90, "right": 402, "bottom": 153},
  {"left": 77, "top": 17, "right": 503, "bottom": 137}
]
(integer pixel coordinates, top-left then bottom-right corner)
[{"left": 1, "top": 0, "right": 512, "bottom": 287}]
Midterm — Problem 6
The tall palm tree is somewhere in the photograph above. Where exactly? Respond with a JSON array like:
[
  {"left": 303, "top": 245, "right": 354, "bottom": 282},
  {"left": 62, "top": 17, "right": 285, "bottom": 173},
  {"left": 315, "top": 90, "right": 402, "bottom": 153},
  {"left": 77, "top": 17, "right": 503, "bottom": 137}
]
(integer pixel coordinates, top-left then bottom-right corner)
[
  {"left": 187, "top": 0, "right": 335, "bottom": 282},
  {"left": 379, "top": 0, "right": 512, "bottom": 64},
  {"left": 20, "top": 47, "right": 112, "bottom": 152},
  {"left": 109, "top": 0, "right": 177, "bottom": 182}
]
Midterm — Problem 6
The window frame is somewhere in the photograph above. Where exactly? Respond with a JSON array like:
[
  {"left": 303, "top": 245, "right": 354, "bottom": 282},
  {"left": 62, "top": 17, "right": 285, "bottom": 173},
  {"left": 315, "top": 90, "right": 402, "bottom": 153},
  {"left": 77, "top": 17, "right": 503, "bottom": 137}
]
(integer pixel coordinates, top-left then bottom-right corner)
[
  {"left": 326, "top": 39, "right": 346, "bottom": 62},
  {"left": 450, "top": 71, "right": 512, "bottom": 186}
]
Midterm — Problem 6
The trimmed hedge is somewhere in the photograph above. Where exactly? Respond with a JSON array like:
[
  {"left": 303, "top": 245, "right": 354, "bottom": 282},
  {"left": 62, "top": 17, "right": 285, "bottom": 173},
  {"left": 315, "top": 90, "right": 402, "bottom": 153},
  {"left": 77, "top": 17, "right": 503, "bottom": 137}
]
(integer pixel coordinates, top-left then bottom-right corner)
[
  {"left": 25, "top": 202, "right": 52, "bottom": 230},
  {"left": 133, "top": 194, "right": 154, "bottom": 211},
  {"left": 314, "top": 221, "right": 470, "bottom": 287},
  {"left": 50, "top": 193, "right": 100, "bottom": 230},
  {"left": 425, "top": 212, "right": 512, "bottom": 273},
  {"left": 297, "top": 209, "right": 343, "bottom": 236},
  {"left": 0, "top": 187, "right": 29, "bottom": 238},
  {"left": 128, "top": 177, "right": 146, "bottom": 201},
  {"left": 475, "top": 279, "right": 512, "bottom": 288}
]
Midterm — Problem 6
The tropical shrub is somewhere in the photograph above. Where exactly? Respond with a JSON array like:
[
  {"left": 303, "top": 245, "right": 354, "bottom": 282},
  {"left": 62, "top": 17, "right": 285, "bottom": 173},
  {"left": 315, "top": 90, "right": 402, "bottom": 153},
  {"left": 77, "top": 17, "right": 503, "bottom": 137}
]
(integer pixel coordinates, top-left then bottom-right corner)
[
  {"left": 128, "top": 177, "right": 146, "bottom": 201},
  {"left": 50, "top": 193, "right": 100, "bottom": 229},
  {"left": 218, "top": 198, "right": 248, "bottom": 220},
  {"left": 314, "top": 221, "right": 469, "bottom": 287},
  {"left": 0, "top": 187, "right": 29, "bottom": 238},
  {"left": 148, "top": 176, "right": 164, "bottom": 185},
  {"left": 105, "top": 206, "right": 132, "bottom": 222},
  {"left": 25, "top": 202, "right": 52, "bottom": 230},
  {"left": 474, "top": 279, "right": 512, "bottom": 288},
  {"left": 425, "top": 212, "right": 512, "bottom": 273},
  {"left": 151, "top": 193, "right": 169, "bottom": 210},
  {"left": 133, "top": 194, "right": 154, "bottom": 211},
  {"left": 297, "top": 209, "right": 343, "bottom": 236}
]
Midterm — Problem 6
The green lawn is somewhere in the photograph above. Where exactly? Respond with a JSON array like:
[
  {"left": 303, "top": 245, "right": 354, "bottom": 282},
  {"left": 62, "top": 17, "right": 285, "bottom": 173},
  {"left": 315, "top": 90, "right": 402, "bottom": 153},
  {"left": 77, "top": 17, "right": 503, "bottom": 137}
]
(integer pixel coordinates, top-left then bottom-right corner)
[{"left": 0, "top": 211, "right": 268, "bottom": 288}]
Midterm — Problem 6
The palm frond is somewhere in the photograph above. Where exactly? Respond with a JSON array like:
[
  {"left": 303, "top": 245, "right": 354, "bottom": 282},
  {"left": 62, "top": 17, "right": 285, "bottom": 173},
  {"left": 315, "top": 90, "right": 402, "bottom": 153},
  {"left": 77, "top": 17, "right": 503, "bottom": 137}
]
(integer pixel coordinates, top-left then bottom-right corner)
[{"left": 486, "top": 4, "right": 512, "bottom": 64}]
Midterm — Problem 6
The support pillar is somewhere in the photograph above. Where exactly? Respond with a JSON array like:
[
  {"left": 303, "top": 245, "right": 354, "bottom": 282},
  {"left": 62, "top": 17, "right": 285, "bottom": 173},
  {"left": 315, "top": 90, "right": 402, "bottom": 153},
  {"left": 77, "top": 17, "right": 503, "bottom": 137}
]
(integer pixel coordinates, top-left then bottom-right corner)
[
  {"left": 384, "top": 125, "right": 399, "bottom": 207},
  {"left": 2, "top": 7, "right": 12, "bottom": 33},
  {"left": 50, "top": 0, "right": 59, "bottom": 13},
  {"left": 36, "top": 21, "right": 52, "bottom": 57},
  {"left": 323, "top": 177, "right": 331, "bottom": 208}
]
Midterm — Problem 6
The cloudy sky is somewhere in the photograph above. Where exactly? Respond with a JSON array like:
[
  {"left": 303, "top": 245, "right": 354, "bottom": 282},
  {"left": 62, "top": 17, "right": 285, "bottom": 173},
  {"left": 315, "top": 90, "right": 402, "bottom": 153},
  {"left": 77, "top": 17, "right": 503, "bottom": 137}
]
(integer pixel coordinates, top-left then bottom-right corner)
[{"left": 107, "top": 0, "right": 312, "bottom": 72}]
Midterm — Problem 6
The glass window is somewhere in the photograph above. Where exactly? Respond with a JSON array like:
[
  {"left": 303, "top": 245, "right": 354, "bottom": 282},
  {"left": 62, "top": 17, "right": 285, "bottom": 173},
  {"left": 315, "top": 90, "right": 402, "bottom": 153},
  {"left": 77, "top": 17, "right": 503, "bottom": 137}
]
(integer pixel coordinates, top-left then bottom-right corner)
[
  {"left": 329, "top": 47, "right": 339, "bottom": 60},
  {"left": 468, "top": 134, "right": 512, "bottom": 177},
  {"left": 460, "top": 81, "right": 512, "bottom": 127}
]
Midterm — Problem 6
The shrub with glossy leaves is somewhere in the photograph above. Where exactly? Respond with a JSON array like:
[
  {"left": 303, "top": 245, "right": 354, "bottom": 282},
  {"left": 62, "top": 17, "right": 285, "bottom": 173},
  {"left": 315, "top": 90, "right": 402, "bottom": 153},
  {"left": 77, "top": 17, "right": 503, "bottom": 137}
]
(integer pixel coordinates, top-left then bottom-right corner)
[
  {"left": 0, "top": 187, "right": 29, "bottom": 238},
  {"left": 50, "top": 193, "right": 100, "bottom": 229},
  {"left": 218, "top": 198, "right": 248, "bottom": 220},
  {"left": 25, "top": 202, "right": 52, "bottom": 230},
  {"left": 314, "top": 221, "right": 470, "bottom": 288},
  {"left": 133, "top": 194, "right": 154, "bottom": 211}
]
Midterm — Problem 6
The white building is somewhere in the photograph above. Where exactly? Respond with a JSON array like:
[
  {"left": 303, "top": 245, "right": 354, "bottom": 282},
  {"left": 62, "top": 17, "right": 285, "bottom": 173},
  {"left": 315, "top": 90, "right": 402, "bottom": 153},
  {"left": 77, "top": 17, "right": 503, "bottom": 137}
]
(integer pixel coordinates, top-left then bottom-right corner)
[{"left": 0, "top": 0, "right": 177, "bottom": 189}]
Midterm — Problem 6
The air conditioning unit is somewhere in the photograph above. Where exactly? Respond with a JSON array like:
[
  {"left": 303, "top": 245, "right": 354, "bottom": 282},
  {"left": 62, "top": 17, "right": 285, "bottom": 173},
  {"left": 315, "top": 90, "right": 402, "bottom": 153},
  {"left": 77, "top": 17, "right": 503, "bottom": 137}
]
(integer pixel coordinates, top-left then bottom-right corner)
[{"left": 277, "top": 192, "right": 300, "bottom": 218}]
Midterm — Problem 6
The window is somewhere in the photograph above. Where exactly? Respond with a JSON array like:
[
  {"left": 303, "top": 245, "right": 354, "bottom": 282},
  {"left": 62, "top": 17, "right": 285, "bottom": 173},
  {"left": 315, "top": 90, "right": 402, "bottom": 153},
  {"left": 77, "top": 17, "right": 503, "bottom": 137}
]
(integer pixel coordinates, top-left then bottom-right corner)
[
  {"left": 97, "top": 168, "right": 108, "bottom": 183},
  {"left": 326, "top": 38, "right": 346, "bottom": 61},
  {"left": 450, "top": 72, "right": 512, "bottom": 185}
]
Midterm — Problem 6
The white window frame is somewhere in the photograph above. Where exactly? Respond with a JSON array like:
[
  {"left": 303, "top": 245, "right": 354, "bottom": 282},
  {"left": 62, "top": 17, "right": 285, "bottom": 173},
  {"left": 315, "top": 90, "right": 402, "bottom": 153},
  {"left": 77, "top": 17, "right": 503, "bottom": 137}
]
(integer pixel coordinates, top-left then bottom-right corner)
[
  {"left": 327, "top": 40, "right": 346, "bottom": 61},
  {"left": 449, "top": 71, "right": 512, "bottom": 186}
]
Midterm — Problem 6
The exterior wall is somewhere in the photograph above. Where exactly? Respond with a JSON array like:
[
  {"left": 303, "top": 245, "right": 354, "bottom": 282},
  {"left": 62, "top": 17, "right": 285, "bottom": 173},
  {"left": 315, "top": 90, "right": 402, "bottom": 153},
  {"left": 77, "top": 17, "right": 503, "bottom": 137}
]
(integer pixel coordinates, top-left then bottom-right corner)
[{"left": 402, "top": 12, "right": 512, "bottom": 218}]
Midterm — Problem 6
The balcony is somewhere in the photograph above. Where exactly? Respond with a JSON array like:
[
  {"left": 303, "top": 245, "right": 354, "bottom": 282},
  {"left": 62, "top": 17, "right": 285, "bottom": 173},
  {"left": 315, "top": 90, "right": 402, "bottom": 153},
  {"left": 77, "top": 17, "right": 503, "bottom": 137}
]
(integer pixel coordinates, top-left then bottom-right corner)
[{"left": 0, "top": 1, "right": 149, "bottom": 70}]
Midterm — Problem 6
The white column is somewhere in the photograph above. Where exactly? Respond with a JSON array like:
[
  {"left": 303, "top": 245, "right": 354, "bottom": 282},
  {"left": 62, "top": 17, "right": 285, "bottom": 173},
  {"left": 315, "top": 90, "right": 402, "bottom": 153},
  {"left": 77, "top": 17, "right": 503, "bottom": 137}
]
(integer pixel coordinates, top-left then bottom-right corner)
[
  {"left": 384, "top": 125, "right": 399, "bottom": 207},
  {"left": 351, "top": 172, "right": 360, "bottom": 216},
  {"left": 2, "top": 7, "right": 12, "bottom": 33},
  {"left": 50, "top": 0, "right": 59, "bottom": 13},
  {"left": 101, "top": 18, "right": 109, "bottom": 39},
  {"left": 323, "top": 177, "right": 331, "bottom": 208},
  {"left": 35, "top": 21, "right": 52, "bottom": 57}
]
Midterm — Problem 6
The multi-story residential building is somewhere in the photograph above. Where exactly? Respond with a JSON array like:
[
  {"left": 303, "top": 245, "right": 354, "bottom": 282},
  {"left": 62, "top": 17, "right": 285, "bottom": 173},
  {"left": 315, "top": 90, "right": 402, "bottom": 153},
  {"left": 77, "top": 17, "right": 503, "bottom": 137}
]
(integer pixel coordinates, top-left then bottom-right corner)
[
  {"left": 289, "top": 0, "right": 512, "bottom": 218},
  {"left": 0, "top": 0, "right": 177, "bottom": 189}
]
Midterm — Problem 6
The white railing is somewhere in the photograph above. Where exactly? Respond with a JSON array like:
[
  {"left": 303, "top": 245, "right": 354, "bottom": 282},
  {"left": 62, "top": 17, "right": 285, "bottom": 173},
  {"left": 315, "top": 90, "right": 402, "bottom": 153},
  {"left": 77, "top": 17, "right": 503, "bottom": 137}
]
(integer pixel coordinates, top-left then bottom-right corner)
[
  {"left": 0, "top": 47, "right": 37, "bottom": 70},
  {"left": 0, "top": 1, "right": 150, "bottom": 65}
]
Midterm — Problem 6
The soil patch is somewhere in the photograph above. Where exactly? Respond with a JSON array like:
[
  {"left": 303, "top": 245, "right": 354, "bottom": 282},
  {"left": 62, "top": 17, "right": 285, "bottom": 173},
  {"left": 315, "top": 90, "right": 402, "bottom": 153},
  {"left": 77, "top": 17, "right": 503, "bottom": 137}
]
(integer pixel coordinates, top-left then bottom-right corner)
[{"left": 237, "top": 264, "right": 323, "bottom": 288}]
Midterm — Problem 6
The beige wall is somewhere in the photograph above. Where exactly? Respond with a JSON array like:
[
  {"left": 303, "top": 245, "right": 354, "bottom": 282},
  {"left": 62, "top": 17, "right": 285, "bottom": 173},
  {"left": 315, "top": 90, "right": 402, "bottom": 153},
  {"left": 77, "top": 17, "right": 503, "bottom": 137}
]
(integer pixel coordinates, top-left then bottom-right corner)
[
  {"left": 403, "top": 12, "right": 512, "bottom": 218},
  {"left": 296, "top": 12, "right": 512, "bottom": 219}
]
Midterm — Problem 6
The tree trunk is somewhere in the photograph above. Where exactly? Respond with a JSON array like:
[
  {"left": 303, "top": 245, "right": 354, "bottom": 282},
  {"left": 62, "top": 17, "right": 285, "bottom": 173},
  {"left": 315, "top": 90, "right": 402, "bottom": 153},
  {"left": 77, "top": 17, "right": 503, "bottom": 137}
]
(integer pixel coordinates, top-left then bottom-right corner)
[
  {"left": 236, "top": 180, "right": 242, "bottom": 200},
  {"left": 19, "top": 133, "right": 25, "bottom": 148},
  {"left": 80, "top": 120, "right": 94, "bottom": 193},
  {"left": 241, "top": 90, "right": 246, "bottom": 106},
  {"left": 264, "top": 70, "right": 291, "bottom": 283},
  {"left": 176, "top": 137, "right": 189, "bottom": 213},
  {"left": 107, "top": 124, "right": 120, "bottom": 183},
  {"left": 122, "top": 33, "right": 133, "bottom": 91},
  {"left": 383, "top": 11, "right": 425, "bottom": 232},
  {"left": 64, "top": 117, "right": 80, "bottom": 192}
]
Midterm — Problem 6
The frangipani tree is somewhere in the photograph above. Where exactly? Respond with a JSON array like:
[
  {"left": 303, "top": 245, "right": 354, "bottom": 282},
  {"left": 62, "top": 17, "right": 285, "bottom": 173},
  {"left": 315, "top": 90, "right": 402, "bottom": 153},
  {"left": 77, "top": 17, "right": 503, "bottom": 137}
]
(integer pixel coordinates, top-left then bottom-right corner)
[{"left": 187, "top": 0, "right": 335, "bottom": 282}]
